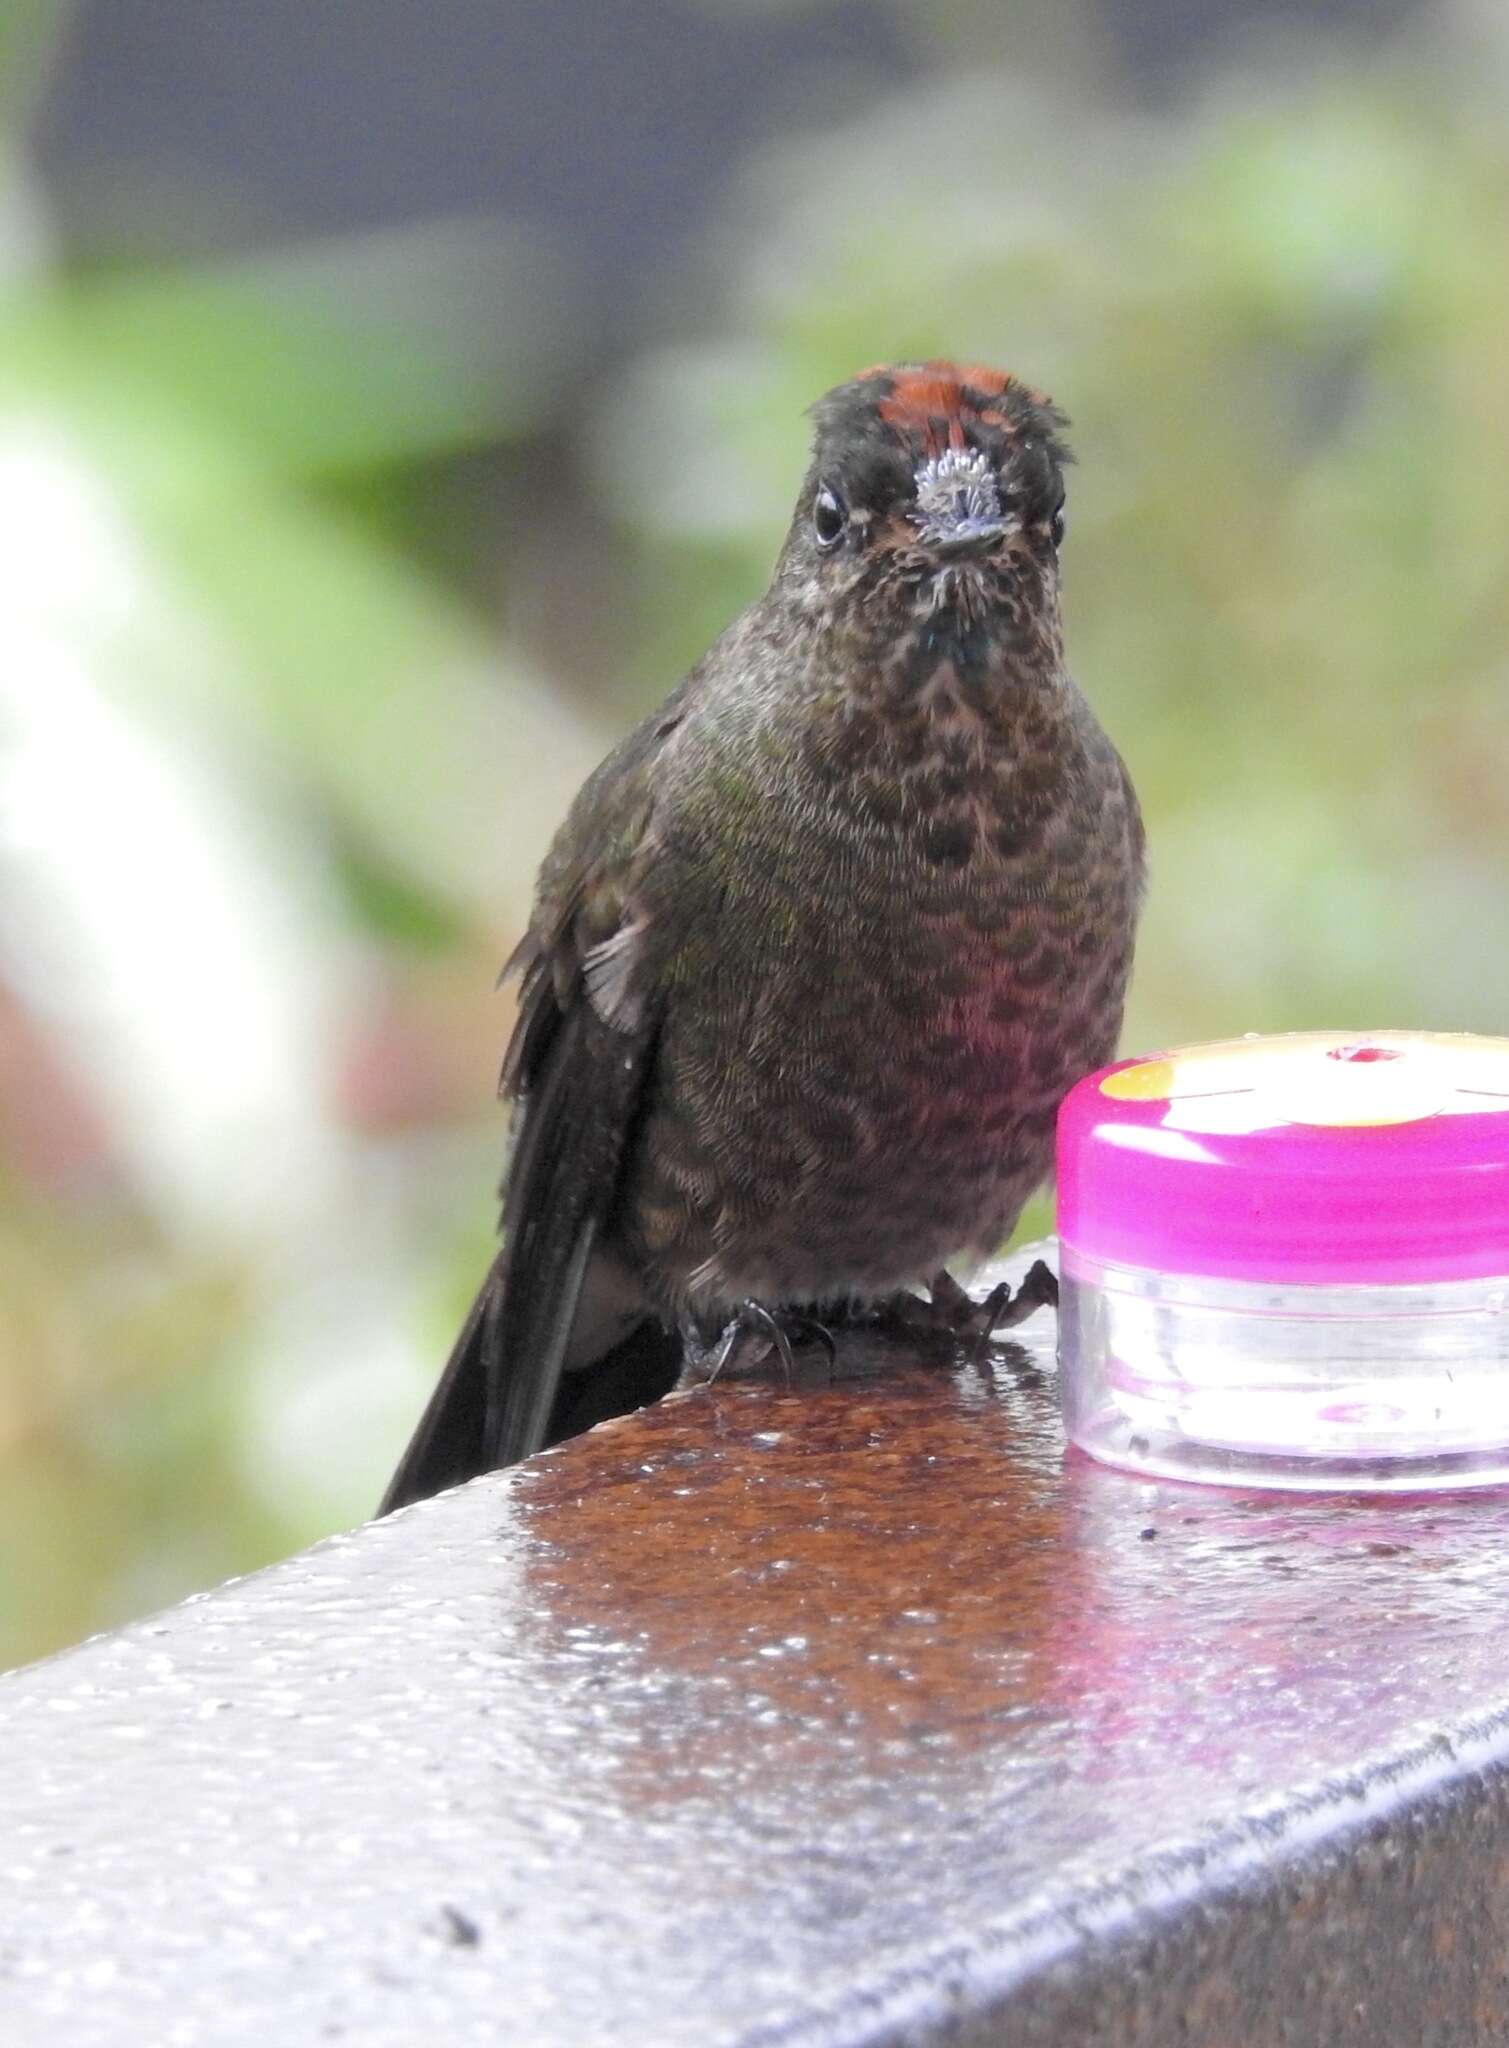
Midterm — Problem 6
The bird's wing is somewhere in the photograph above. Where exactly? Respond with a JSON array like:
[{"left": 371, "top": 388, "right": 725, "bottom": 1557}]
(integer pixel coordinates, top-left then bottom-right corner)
[{"left": 378, "top": 690, "right": 691, "bottom": 1514}]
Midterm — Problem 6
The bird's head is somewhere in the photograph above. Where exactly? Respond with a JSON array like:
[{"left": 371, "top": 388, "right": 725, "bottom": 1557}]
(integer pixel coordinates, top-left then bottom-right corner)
[{"left": 784, "top": 361, "right": 1071, "bottom": 646}]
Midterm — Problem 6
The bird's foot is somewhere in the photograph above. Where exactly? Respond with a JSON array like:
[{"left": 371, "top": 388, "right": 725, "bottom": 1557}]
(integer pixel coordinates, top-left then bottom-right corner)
[
  {"left": 938, "top": 1260, "right": 1059, "bottom": 1352},
  {"left": 871, "top": 1260, "right": 1059, "bottom": 1360},
  {"left": 681, "top": 1301, "right": 836, "bottom": 1387}
]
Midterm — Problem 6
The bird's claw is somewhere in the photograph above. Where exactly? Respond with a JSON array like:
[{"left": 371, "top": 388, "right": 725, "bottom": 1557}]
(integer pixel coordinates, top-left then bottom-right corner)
[
  {"left": 871, "top": 1259, "right": 1059, "bottom": 1360},
  {"left": 686, "top": 1301, "right": 837, "bottom": 1386},
  {"left": 955, "top": 1258, "right": 1059, "bottom": 1358}
]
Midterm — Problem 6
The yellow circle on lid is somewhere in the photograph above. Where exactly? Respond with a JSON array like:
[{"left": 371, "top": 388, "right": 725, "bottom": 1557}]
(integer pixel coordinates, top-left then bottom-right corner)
[{"left": 1100, "top": 1031, "right": 1509, "bottom": 1130}]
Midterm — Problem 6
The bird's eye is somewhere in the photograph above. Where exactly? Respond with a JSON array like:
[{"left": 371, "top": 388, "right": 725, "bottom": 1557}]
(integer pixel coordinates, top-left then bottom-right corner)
[
  {"left": 1049, "top": 497, "right": 1067, "bottom": 550},
  {"left": 813, "top": 484, "right": 847, "bottom": 550}
]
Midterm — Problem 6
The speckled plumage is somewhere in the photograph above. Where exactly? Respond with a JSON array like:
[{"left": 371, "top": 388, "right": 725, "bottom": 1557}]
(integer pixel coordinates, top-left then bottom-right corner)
[{"left": 381, "top": 362, "right": 1144, "bottom": 1512}]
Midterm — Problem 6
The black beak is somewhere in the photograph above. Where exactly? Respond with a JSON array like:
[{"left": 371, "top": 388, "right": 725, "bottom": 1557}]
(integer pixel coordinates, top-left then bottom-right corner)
[{"left": 929, "top": 513, "right": 1011, "bottom": 553}]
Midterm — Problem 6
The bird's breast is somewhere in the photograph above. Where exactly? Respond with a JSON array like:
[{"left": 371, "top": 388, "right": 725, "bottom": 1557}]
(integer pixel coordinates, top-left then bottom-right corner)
[{"left": 620, "top": 676, "right": 1140, "bottom": 1315}]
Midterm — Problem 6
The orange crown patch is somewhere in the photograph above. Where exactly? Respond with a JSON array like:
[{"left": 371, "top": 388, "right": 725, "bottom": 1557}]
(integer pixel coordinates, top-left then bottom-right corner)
[{"left": 865, "top": 360, "right": 1016, "bottom": 455}]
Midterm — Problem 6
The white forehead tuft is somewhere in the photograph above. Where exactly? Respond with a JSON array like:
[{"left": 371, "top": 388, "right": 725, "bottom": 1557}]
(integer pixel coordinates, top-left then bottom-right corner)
[{"left": 911, "top": 447, "right": 1002, "bottom": 544}]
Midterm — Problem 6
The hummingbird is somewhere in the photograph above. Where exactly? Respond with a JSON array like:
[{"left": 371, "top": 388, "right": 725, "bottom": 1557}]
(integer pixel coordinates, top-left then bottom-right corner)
[{"left": 380, "top": 361, "right": 1144, "bottom": 1513}]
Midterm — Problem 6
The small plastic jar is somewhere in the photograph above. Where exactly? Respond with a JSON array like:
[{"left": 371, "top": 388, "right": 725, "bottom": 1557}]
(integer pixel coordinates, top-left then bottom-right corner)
[{"left": 1056, "top": 1031, "right": 1509, "bottom": 1491}]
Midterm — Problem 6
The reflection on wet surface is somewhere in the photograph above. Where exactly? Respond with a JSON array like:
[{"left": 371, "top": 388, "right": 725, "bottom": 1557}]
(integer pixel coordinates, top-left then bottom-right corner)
[
  {"left": 8, "top": 1246, "right": 1509, "bottom": 2048},
  {"left": 514, "top": 1252, "right": 1509, "bottom": 1840}
]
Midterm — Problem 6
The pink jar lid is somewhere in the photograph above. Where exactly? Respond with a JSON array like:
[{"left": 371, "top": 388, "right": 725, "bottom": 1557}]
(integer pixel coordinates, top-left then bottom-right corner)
[{"left": 1057, "top": 1031, "right": 1509, "bottom": 1285}]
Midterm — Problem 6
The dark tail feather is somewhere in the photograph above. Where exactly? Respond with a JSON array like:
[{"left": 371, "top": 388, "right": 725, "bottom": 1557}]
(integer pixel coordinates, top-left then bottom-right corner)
[
  {"left": 380, "top": 964, "right": 666, "bottom": 1516},
  {"left": 543, "top": 1317, "right": 682, "bottom": 1446},
  {"left": 377, "top": 1259, "right": 683, "bottom": 1516},
  {"left": 378, "top": 1256, "right": 503, "bottom": 1515}
]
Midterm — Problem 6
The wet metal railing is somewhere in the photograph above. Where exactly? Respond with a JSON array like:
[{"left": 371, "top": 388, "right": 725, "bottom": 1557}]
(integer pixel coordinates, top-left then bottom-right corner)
[{"left": 5, "top": 1245, "right": 1509, "bottom": 2046}]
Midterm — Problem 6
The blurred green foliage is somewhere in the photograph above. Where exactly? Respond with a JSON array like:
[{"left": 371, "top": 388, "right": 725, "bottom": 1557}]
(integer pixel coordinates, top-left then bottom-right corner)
[{"left": 3, "top": 4, "right": 1509, "bottom": 1669}]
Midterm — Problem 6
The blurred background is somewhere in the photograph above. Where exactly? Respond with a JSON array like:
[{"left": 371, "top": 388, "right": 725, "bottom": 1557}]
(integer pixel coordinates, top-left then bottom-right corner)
[{"left": 2, "top": 0, "right": 1507, "bottom": 1668}]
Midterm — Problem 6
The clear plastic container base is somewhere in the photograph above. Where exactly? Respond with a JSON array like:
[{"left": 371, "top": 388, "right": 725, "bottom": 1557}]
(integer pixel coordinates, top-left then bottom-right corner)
[{"left": 1059, "top": 1254, "right": 1509, "bottom": 1493}]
